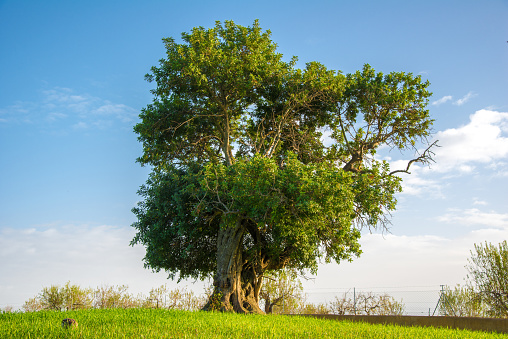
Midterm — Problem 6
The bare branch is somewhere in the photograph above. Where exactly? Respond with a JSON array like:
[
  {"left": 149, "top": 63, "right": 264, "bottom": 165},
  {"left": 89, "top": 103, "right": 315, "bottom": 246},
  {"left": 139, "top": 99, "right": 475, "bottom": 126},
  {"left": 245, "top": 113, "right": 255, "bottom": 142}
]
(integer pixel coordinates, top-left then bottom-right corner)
[{"left": 389, "top": 140, "right": 439, "bottom": 176}]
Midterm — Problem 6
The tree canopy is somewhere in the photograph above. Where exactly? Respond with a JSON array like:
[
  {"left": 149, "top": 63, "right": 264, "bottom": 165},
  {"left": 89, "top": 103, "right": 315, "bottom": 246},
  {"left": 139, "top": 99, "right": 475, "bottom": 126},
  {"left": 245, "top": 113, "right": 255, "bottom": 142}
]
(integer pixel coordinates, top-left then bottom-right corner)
[{"left": 131, "top": 20, "right": 435, "bottom": 313}]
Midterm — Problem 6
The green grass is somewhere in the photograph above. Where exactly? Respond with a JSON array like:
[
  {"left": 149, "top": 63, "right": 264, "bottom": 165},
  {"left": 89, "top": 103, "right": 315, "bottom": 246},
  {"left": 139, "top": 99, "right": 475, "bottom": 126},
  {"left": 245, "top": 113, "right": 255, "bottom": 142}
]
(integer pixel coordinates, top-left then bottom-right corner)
[{"left": 0, "top": 308, "right": 506, "bottom": 338}]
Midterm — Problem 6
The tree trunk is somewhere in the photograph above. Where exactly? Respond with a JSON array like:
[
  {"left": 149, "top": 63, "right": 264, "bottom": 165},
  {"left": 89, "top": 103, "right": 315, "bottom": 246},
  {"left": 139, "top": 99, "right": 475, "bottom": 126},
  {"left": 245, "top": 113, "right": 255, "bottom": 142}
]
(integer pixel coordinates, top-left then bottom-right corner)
[
  {"left": 265, "top": 301, "right": 273, "bottom": 314},
  {"left": 202, "top": 218, "right": 264, "bottom": 313}
]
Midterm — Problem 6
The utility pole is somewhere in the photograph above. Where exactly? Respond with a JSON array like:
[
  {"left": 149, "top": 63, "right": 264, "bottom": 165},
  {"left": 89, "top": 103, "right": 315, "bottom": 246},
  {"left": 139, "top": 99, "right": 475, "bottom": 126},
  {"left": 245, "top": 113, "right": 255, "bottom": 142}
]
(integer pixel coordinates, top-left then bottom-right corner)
[
  {"left": 282, "top": 290, "right": 285, "bottom": 314},
  {"left": 353, "top": 288, "right": 357, "bottom": 315}
]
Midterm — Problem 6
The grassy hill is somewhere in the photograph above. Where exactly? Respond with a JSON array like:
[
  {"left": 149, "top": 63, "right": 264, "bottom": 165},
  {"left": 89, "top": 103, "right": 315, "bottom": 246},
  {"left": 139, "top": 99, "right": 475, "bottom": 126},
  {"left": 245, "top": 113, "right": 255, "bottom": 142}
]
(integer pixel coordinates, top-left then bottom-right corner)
[{"left": 1, "top": 308, "right": 505, "bottom": 338}]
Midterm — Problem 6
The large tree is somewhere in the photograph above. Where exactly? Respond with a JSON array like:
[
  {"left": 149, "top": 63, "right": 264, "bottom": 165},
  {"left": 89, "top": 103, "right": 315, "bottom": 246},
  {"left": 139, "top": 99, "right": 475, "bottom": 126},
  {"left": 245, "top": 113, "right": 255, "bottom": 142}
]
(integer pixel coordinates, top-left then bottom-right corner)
[{"left": 131, "top": 20, "right": 435, "bottom": 313}]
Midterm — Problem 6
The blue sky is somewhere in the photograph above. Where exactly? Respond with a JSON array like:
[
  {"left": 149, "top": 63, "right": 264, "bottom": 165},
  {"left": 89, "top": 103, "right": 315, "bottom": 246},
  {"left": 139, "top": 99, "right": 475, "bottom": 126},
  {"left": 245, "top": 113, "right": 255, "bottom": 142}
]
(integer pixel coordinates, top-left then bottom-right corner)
[{"left": 1, "top": 0, "right": 507, "bottom": 311}]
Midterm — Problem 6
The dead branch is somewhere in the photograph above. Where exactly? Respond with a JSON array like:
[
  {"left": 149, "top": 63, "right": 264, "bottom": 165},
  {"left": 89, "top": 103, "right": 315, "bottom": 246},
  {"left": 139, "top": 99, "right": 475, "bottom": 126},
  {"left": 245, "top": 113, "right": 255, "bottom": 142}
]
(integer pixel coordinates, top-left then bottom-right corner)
[{"left": 389, "top": 140, "right": 439, "bottom": 176}]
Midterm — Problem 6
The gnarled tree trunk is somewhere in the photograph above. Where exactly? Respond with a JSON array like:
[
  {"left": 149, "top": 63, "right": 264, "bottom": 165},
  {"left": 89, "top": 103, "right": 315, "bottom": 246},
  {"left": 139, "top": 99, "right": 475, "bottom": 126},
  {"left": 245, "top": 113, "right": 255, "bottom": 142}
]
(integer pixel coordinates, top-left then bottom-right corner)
[{"left": 202, "top": 218, "right": 264, "bottom": 313}]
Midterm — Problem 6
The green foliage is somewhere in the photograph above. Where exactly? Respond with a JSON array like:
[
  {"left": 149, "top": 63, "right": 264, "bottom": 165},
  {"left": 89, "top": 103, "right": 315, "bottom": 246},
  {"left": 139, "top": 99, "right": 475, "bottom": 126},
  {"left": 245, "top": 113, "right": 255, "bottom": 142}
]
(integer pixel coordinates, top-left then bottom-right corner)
[
  {"left": 135, "top": 19, "right": 290, "bottom": 169},
  {"left": 200, "top": 153, "right": 362, "bottom": 272},
  {"left": 131, "top": 166, "right": 219, "bottom": 281},
  {"left": 23, "top": 282, "right": 93, "bottom": 312},
  {"left": 334, "top": 64, "right": 432, "bottom": 152},
  {"left": 259, "top": 268, "right": 305, "bottom": 314},
  {"left": 206, "top": 290, "right": 224, "bottom": 311},
  {"left": 439, "top": 285, "right": 488, "bottom": 317},
  {"left": 467, "top": 241, "right": 508, "bottom": 318}
]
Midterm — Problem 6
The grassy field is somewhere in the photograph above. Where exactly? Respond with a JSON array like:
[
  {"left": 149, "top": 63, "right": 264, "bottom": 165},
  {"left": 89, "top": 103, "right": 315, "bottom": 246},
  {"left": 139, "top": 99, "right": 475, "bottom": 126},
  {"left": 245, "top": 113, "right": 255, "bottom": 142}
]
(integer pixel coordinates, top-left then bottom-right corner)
[{"left": 0, "top": 308, "right": 506, "bottom": 338}]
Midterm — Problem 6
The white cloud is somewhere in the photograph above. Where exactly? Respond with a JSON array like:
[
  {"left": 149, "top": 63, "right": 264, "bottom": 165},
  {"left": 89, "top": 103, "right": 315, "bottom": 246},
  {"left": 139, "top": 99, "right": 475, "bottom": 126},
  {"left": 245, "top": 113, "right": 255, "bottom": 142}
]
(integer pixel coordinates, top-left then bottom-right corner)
[
  {"left": 487, "top": 161, "right": 508, "bottom": 177},
  {"left": 3, "top": 221, "right": 504, "bottom": 313},
  {"left": 72, "top": 121, "right": 88, "bottom": 129},
  {"left": 376, "top": 108, "right": 508, "bottom": 202},
  {"left": 379, "top": 108, "right": 508, "bottom": 205},
  {"left": 303, "top": 227, "right": 508, "bottom": 310},
  {"left": 0, "top": 223, "right": 207, "bottom": 310},
  {"left": 430, "top": 92, "right": 476, "bottom": 107},
  {"left": 0, "top": 103, "right": 32, "bottom": 124},
  {"left": 433, "top": 109, "right": 508, "bottom": 172},
  {"left": 47, "top": 112, "right": 67, "bottom": 121},
  {"left": 453, "top": 91, "right": 476, "bottom": 106},
  {"left": 389, "top": 160, "right": 443, "bottom": 197},
  {"left": 472, "top": 198, "right": 488, "bottom": 206},
  {"left": 42, "top": 88, "right": 87, "bottom": 104},
  {"left": 0, "top": 87, "right": 137, "bottom": 130},
  {"left": 92, "top": 103, "right": 137, "bottom": 123},
  {"left": 432, "top": 95, "right": 453, "bottom": 106},
  {"left": 437, "top": 208, "right": 508, "bottom": 229}
]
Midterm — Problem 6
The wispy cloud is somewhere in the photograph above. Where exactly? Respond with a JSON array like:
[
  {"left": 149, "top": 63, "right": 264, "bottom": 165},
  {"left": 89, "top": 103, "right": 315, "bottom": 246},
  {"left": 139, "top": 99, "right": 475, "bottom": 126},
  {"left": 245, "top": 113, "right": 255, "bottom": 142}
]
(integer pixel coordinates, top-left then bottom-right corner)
[
  {"left": 3, "top": 221, "right": 506, "bottom": 310},
  {"left": 432, "top": 95, "right": 453, "bottom": 106},
  {"left": 388, "top": 159, "right": 443, "bottom": 197},
  {"left": 0, "top": 87, "right": 137, "bottom": 131},
  {"left": 308, "top": 226, "right": 508, "bottom": 293},
  {"left": 437, "top": 208, "right": 508, "bottom": 229},
  {"left": 431, "top": 92, "right": 477, "bottom": 107},
  {"left": 0, "top": 223, "right": 206, "bottom": 309},
  {"left": 0, "top": 103, "right": 32, "bottom": 124},
  {"left": 453, "top": 91, "right": 476, "bottom": 106},
  {"left": 47, "top": 112, "right": 67, "bottom": 121},
  {"left": 91, "top": 103, "right": 137, "bottom": 123},
  {"left": 72, "top": 121, "right": 88, "bottom": 129},
  {"left": 472, "top": 198, "right": 488, "bottom": 206}
]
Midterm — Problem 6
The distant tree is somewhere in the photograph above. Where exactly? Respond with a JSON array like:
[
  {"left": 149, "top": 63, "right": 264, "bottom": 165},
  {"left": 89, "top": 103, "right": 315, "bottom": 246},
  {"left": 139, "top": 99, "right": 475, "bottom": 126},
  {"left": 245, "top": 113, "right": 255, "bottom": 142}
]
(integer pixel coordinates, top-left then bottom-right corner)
[
  {"left": 259, "top": 269, "right": 305, "bottom": 314},
  {"left": 22, "top": 283, "right": 207, "bottom": 312},
  {"left": 61, "top": 282, "right": 93, "bottom": 310},
  {"left": 22, "top": 282, "right": 93, "bottom": 311},
  {"left": 466, "top": 241, "right": 508, "bottom": 317},
  {"left": 0, "top": 306, "right": 13, "bottom": 313},
  {"left": 144, "top": 285, "right": 204, "bottom": 310},
  {"left": 329, "top": 291, "right": 404, "bottom": 316},
  {"left": 131, "top": 20, "right": 435, "bottom": 313},
  {"left": 438, "top": 285, "right": 487, "bottom": 317},
  {"left": 39, "top": 285, "right": 65, "bottom": 311},
  {"left": 300, "top": 302, "right": 331, "bottom": 315},
  {"left": 22, "top": 297, "right": 43, "bottom": 312},
  {"left": 93, "top": 285, "right": 138, "bottom": 309}
]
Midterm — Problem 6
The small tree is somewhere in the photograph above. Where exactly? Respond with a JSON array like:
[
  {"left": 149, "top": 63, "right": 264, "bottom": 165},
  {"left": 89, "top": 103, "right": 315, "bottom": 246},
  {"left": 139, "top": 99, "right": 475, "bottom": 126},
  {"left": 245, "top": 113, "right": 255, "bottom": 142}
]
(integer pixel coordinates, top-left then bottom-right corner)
[
  {"left": 61, "top": 281, "right": 93, "bottom": 310},
  {"left": 23, "top": 297, "right": 44, "bottom": 312},
  {"left": 300, "top": 302, "right": 330, "bottom": 314},
  {"left": 93, "top": 285, "right": 138, "bottom": 309},
  {"left": 177, "top": 289, "right": 206, "bottom": 311},
  {"left": 145, "top": 285, "right": 204, "bottom": 310},
  {"left": 329, "top": 291, "right": 404, "bottom": 315},
  {"left": 40, "top": 285, "right": 65, "bottom": 310},
  {"left": 439, "top": 285, "right": 487, "bottom": 317},
  {"left": 23, "top": 282, "right": 93, "bottom": 311},
  {"left": 467, "top": 241, "right": 508, "bottom": 318},
  {"left": 1, "top": 306, "right": 14, "bottom": 313},
  {"left": 259, "top": 269, "right": 305, "bottom": 314}
]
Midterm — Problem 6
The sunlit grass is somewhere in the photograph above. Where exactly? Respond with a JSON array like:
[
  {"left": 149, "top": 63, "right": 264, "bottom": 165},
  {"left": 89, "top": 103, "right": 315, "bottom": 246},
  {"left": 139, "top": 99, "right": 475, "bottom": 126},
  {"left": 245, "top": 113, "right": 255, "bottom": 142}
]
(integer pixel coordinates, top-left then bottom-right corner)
[{"left": 0, "top": 308, "right": 505, "bottom": 338}]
